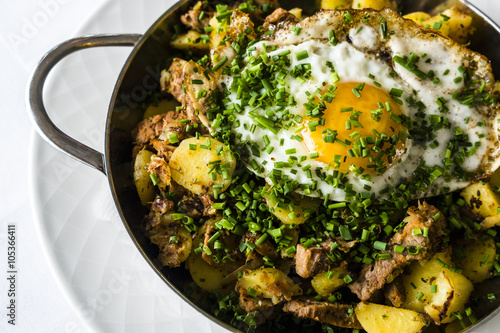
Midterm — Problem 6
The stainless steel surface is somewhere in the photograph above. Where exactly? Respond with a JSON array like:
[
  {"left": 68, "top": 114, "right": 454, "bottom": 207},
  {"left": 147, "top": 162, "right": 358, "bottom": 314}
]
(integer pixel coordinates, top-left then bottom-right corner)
[
  {"left": 26, "top": 34, "right": 141, "bottom": 174},
  {"left": 27, "top": 0, "right": 500, "bottom": 332}
]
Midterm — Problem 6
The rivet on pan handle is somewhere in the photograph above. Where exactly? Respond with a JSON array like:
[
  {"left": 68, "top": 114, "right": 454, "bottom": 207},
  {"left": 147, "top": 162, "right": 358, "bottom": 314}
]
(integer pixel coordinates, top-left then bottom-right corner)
[{"left": 26, "top": 34, "right": 141, "bottom": 175}]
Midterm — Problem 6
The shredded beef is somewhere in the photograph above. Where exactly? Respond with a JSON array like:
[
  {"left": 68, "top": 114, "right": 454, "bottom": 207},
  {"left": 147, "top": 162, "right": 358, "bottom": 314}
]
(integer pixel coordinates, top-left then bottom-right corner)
[
  {"left": 384, "top": 279, "right": 406, "bottom": 307},
  {"left": 283, "top": 299, "right": 362, "bottom": 329},
  {"left": 242, "top": 232, "right": 279, "bottom": 261},
  {"left": 349, "top": 202, "right": 446, "bottom": 301},
  {"left": 161, "top": 59, "right": 187, "bottom": 102},
  {"left": 180, "top": 10, "right": 215, "bottom": 32},
  {"left": 295, "top": 238, "right": 357, "bottom": 278},
  {"left": 238, "top": 288, "right": 275, "bottom": 325}
]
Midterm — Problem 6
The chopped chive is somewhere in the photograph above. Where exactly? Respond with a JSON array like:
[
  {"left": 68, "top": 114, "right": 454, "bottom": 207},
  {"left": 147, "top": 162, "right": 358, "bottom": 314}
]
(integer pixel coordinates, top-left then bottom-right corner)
[
  {"left": 150, "top": 173, "right": 159, "bottom": 186},
  {"left": 296, "top": 50, "right": 309, "bottom": 61}
]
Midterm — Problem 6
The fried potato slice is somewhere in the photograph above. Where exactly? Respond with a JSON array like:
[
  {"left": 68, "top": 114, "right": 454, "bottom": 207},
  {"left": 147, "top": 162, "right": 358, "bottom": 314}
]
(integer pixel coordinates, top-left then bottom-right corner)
[{"left": 169, "top": 137, "right": 235, "bottom": 196}]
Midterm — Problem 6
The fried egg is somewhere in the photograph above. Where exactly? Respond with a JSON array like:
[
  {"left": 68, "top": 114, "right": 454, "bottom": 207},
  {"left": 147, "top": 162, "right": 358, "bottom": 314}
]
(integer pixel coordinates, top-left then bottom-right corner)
[{"left": 222, "top": 9, "right": 500, "bottom": 201}]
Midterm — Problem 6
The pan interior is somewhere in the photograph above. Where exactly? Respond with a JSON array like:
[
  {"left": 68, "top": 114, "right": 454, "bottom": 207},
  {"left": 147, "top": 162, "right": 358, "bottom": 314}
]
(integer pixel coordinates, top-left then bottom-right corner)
[{"left": 105, "top": 1, "right": 500, "bottom": 332}]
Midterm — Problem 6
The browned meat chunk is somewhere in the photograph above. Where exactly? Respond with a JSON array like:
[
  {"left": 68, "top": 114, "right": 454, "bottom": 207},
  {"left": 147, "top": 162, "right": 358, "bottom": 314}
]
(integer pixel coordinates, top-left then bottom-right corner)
[
  {"left": 134, "top": 110, "right": 187, "bottom": 145},
  {"left": 181, "top": 10, "right": 214, "bottom": 32},
  {"left": 148, "top": 223, "right": 190, "bottom": 268},
  {"left": 202, "top": 220, "right": 217, "bottom": 266},
  {"left": 238, "top": 288, "right": 275, "bottom": 325},
  {"left": 384, "top": 279, "right": 406, "bottom": 307},
  {"left": 242, "top": 232, "right": 279, "bottom": 260},
  {"left": 263, "top": 8, "right": 299, "bottom": 30},
  {"left": 283, "top": 299, "right": 362, "bottom": 329},
  {"left": 147, "top": 155, "right": 171, "bottom": 192},
  {"left": 199, "top": 193, "right": 216, "bottom": 216},
  {"left": 151, "top": 196, "right": 174, "bottom": 215},
  {"left": 161, "top": 59, "right": 217, "bottom": 128},
  {"left": 161, "top": 59, "right": 187, "bottom": 102},
  {"left": 295, "top": 238, "right": 357, "bottom": 278},
  {"left": 349, "top": 202, "right": 446, "bottom": 301}
]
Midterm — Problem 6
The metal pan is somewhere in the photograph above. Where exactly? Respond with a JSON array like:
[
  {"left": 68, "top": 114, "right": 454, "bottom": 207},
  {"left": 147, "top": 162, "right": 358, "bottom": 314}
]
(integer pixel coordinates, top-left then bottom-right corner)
[{"left": 26, "top": 0, "right": 500, "bottom": 332}]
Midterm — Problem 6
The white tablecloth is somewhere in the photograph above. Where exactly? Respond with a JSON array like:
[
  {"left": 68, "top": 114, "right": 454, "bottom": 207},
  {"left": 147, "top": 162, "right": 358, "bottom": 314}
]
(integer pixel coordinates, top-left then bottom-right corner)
[
  {"left": 1, "top": 0, "right": 499, "bottom": 332},
  {"left": 1, "top": 1, "right": 107, "bottom": 332}
]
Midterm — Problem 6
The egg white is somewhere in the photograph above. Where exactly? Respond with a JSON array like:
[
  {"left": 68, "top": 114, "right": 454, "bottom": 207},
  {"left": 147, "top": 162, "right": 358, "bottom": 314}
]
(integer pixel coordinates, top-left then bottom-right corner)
[{"left": 221, "top": 14, "right": 499, "bottom": 201}]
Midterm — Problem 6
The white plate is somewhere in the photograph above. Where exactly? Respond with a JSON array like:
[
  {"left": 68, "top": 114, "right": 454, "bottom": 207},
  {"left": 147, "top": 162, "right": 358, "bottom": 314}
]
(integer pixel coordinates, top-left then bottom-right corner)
[
  {"left": 29, "top": 0, "right": 227, "bottom": 332},
  {"left": 28, "top": 0, "right": 500, "bottom": 332}
]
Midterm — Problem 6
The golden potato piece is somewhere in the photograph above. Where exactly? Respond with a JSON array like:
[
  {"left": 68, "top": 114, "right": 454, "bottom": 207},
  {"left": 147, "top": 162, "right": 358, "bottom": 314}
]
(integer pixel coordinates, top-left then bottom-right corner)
[
  {"left": 352, "top": 0, "right": 398, "bottom": 10},
  {"left": 404, "top": 11, "right": 431, "bottom": 23},
  {"left": 237, "top": 267, "right": 302, "bottom": 304},
  {"left": 171, "top": 30, "right": 211, "bottom": 52},
  {"left": 461, "top": 182, "right": 500, "bottom": 229},
  {"left": 454, "top": 237, "right": 496, "bottom": 284},
  {"left": 169, "top": 137, "right": 236, "bottom": 196},
  {"left": 311, "top": 266, "right": 348, "bottom": 297},
  {"left": 134, "top": 149, "right": 155, "bottom": 206},
  {"left": 187, "top": 251, "right": 237, "bottom": 292},
  {"left": 265, "top": 193, "right": 318, "bottom": 225},
  {"left": 321, "top": 0, "right": 353, "bottom": 10},
  {"left": 143, "top": 99, "right": 180, "bottom": 120},
  {"left": 407, "top": 7, "right": 473, "bottom": 44},
  {"left": 401, "top": 252, "right": 453, "bottom": 313},
  {"left": 355, "top": 302, "right": 426, "bottom": 333},
  {"left": 288, "top": 8, "right": 303, "bottom": 19},
  {"left": 423, "top": 270, "right": 473, "bottom": 324},
  {"left": 400, "top": 251, "right": 473, "bottom": 324},
  {"left": 208, "top": 15, "right": 228, "bottom": 48}
]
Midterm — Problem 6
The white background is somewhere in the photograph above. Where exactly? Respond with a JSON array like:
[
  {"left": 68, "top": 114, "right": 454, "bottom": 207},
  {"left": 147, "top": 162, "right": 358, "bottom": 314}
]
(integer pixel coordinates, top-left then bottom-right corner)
[{"left": 1, "top": 0, "right": 500, "bottom": 332}]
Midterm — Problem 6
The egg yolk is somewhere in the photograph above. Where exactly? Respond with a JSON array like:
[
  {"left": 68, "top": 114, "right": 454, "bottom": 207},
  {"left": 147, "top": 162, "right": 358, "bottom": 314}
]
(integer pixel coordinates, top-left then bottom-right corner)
[{"left": 301, "top": 82, "right": 407, "bottom": 174}]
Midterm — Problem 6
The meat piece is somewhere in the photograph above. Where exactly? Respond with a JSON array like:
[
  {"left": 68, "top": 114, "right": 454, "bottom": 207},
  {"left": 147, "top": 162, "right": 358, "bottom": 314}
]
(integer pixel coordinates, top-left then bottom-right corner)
[
  {"left": 238, "top": 288, "right": 275, "bottom": 325},
  {"left": 150, "top": 140, "right": 176, "bottom": 161},
  {"left": 295, "top": 238, "right": 357, "bottom": 278},
  {"left": 384, "top": 280, "right": 406, "bottom": 307},
  {"left": 202, "top": 220, "right": 217, "bottom": 266},
  {"left": 242, "top": 232, "right": 279, "bottom": 260},
  {"left": 147, "top": 155, "right": 171, "bottom": 192},
  {"left": 148, "top": 223, "right": 189, "bottom": 268},
  {"left": 151, "top": 196, "right": 174, "bottom": 215},
  {"left": 175, "top": 61, "right": 217, "bottom": 128},
  {"left": 283, "top": 299, "right": 362, "bottom": 329},
  {"left": 161, "top": 59, "right": 187, "bottom": 102},
  {"left": 178, "top": 195, "right": 203, "bottom": 218},
  {"left": 349, "top": 202, "right": 446, "bottom": 301},
  {"left": 200, "top": 193, "right": 216, "bottom": 216},
  {"left": 133, "top": 110, "right": 187, "bottom": 146},
  {"left": 263, "top": 8, "right": 299, "bottom": 31},
  {"left": 180, "top": 10, "right": 214, "bottom": 32}
]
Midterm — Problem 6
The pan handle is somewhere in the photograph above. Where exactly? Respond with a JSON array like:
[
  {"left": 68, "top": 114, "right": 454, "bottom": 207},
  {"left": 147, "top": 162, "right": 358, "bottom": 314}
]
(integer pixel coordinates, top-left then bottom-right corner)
[{"left": 27, "top": 34, "right": 142, "bottom": 175}]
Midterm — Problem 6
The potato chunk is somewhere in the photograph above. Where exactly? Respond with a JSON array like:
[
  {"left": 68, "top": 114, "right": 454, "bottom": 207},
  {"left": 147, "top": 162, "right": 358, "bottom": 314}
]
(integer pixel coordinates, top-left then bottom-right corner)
[
  {"left": 171, "top": 30, "right": 211, "bottom": 52},
  {"left": 311, "top": 266, "right": 348, "bottom": 297},
  {"left": 422, "top": 270, "right": 473, "bottom": 325},
  {"left": 351, "top": 0, "right": 398, "bottom": 10},
  {"left": 320, "top": 0, "right": 353, "bottom": 10},
  {"left": 403, "top": 12, "right": 431, "bottom": 23},
  {"left": 264, "top": 192, "right": 319, "bottom": 225},
  {"left": 142, "top": 99, "right": 180, "bottom": 119},
  {"left": 187, "top": 251, "right": 237, "bottom": 292},
  {"left": 169, "top": 137, "right": 235, "bottom": 195},
  {"left": 134, "top": 149, "right": 155, "bottom": 206},
  {"left": 453, "top": 237, "right": 496, "bottom": 284},
  {"left": 400, "top": 252, "right": 473, "bottom": 324},
  {"left": 355, "top": 302, "right": 426, "bottom": 333},
  {"left": 237, "top": 267, "right": 302, "bottom": 304},
  {"left": 187, "top": 220, "right": 240, "bottom": 292},
  {"left": 461, "top": 182, "right": 500, "bottom": 229},
  {"left": 405, "top": 7, "right": 473, "bottom": 44}
]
